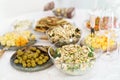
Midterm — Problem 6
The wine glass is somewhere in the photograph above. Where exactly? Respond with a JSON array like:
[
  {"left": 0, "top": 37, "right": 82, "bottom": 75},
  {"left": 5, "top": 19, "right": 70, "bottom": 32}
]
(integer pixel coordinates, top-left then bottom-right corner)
[{"left": 100, "top": 8, "right": 119, "bottom": 61}]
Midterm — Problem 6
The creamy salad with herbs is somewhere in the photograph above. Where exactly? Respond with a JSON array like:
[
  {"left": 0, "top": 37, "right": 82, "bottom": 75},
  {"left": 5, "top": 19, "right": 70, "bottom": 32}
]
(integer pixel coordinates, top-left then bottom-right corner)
[
  {"left": 47, "top": 24, "right": 81, "bottom": 43},
  {"left": 52, "top": 44, "right": 95, "bottom": 74}
]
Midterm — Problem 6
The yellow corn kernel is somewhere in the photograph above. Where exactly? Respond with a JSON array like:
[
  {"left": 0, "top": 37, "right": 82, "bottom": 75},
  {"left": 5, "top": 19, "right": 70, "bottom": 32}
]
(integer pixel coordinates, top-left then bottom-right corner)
[
  {"left": 30, "top": 35, "right": 36, "bottom": 40},
  {"left": 102, "top": 46, "right": 107, "bottom": 51}
]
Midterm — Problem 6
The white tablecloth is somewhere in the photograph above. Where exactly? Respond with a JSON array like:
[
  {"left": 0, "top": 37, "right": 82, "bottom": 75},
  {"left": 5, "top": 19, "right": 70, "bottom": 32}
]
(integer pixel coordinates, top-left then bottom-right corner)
[
  {"left": 1, "top": 0, "right": 120, "bottom": 19},
  {"left": 0, "top": 9, "right": 120, "bottom": 80}
]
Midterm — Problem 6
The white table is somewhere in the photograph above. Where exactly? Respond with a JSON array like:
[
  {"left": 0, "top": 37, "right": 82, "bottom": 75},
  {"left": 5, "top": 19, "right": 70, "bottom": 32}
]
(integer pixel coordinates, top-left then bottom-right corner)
[{"left": 0, "top": 9, "right": 120, "bottom": 80}]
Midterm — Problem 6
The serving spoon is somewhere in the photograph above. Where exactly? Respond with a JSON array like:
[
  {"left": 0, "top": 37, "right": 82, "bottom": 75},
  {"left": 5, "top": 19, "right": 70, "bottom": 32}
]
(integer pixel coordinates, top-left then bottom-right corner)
[{"left": 0, "top": 47, "right": 9, "bottom": 57}]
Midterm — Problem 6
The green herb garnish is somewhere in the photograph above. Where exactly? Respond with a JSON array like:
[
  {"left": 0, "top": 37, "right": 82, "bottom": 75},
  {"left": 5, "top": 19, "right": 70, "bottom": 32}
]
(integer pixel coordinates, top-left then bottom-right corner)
[
  {"left": 72, "top": 34, "right": 75, "bottom": 37},
  {"left": 76, "top": 35, "right": 80, "bottom": 38},
  {"left": 89, "top": 46, "right": 94, "bottom": 52},
  {"left": 53, "top": 49, "right": 61, "bottom": 58},
  {"left": 88, "top": 52, "right": 94, "bottom": 57},
  {"left": 75, "top": 28, "right": 80, "bottom": 32}
]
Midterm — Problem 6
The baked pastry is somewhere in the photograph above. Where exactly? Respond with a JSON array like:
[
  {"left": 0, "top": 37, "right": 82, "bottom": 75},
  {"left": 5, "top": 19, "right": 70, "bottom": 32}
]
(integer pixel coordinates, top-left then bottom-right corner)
[{"left": 35, "top": 16, "right": 71, "bottom": 32}]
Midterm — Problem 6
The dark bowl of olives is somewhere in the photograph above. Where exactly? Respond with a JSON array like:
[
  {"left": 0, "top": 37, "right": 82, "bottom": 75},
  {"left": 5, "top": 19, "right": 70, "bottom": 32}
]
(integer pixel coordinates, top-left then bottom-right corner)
[{"left": 10, "top": 45, "right": 53, "bottom": 72}]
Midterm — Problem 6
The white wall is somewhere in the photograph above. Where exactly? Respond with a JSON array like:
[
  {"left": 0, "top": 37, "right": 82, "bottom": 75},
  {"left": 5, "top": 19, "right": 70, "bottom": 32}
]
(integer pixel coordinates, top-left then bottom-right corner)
[{"left": 0, "top": 0, "right": 52, "bottom": 19}]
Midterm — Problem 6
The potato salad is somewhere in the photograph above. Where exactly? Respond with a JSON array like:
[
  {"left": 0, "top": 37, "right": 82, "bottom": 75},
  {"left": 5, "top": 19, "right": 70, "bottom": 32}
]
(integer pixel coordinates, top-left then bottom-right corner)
[
  {"left": 53, "top": 44, "right": 95, "bottom": 74},
  {"left": 47, "top": 24, "right": 81, "bottom": 43}
]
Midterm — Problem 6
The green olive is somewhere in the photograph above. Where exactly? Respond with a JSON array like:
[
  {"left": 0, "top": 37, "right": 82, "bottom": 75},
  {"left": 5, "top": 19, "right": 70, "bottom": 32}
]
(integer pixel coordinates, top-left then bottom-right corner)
[
  {"left": 41, "top": 54, "right": 44, "bottom": 57},
  {"left": 17, "top": 56, "right": 22, "bottom": 60},
  {"left": 39, "top": 56, "right": 43, "bottom": 60},
  {"left": 22, "top": 55, "right": 27, "bottom": 60},
  {"left": 42, "top": 59, "right": 47, "bottom": 63},
  {"left": 44, "top": 56, "right": 49, "bottom": 60},
  {"left": 31, "top": 63, "right": 36, "bottom": 67},
  {"left": 30, "top": 47, "right": 37, "bottom": 51},
  {"left": 37, "top": 61, "right": 43, "bottom": 65},
  {"left": 27, "top": 63, "right": 31, "bottom": 67},
  {"left": 14, "top": 59, "right": 19, "bottom": 64},
  {"left": 18, "top": 58, "right": 22, "bottom": 63},
  {"left": 25, "top": 50, "right": 31, "bottom": 54},
  {"left": 22, "top": 63, "right": 27, "bottom": 68},
  {"left": 27, "top": 54, "right": 32, "bottom": 59},
  {"left": 35, "top": 58, "right": 39, "bottom": 62},
  {"left": 21, "top": 61, "right": 26, "bottom": 64},
  {"left": 36, "top": 50, "right": 40, "bottom": 53},
  {"left": 33, "top": 54, "right": 38, "bottom": 58},
  {"left": 31, "top": 60, "right": 35, "bottom": 63},
  {"left": 26, "top": 59, "right": 31, "bottom": 63},
  {"left": 17, "top": 50, "right": 24, "bottom": 56}
]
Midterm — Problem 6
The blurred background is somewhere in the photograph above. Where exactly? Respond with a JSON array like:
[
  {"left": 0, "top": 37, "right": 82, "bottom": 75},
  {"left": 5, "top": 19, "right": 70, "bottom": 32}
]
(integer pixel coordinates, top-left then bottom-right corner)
[{"left": 0, "top": 0, "right": 120, "bottom": 19}]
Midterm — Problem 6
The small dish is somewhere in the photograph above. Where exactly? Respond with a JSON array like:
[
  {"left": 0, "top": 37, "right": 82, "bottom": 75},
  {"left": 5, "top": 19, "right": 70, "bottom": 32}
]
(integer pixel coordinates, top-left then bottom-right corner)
[{"left": 12, "top": 19, "right": 34, "bottom": 31}]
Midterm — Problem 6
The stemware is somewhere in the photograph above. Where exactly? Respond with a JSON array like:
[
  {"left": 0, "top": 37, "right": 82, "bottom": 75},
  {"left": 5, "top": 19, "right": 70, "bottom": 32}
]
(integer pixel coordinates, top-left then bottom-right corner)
[{"left": 100, "top": 8, "right": 119, "bottom": 61}]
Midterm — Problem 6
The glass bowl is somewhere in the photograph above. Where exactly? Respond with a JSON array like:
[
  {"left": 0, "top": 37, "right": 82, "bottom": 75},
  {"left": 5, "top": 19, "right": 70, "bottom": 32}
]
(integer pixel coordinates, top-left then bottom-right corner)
[
  {"left": 46, "top": 24, "right": 81, "bottom": 47},
  {"left": 48, "top": 44, "right": 96, "bottom": 75},
  {"left": 80, "top": 31, "right": 117, "bottom": 58}
]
